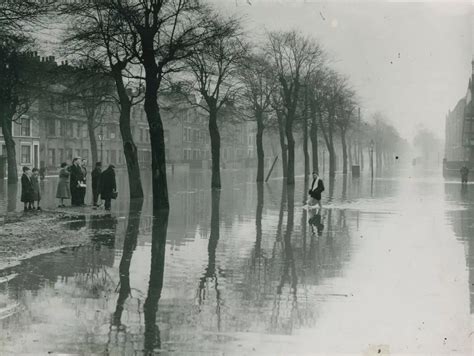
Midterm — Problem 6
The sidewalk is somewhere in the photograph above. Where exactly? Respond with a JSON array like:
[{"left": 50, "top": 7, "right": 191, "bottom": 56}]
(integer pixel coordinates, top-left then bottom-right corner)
[{"left": 0, "top": 207, "right": 110, "bottom": 271}]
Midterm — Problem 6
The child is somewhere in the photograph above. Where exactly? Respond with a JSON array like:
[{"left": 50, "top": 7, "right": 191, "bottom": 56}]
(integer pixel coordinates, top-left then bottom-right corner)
[
  {"left": 20, "top": 166, "right": 34, "bottom": 211},
  {"left": 31, "top": 167, "right": 42, "bottom": 210}
]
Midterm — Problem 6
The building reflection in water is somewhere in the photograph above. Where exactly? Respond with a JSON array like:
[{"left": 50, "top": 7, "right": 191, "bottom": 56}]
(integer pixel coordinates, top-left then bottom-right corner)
[
  {"left": 143, "top": 208, "right": 170, "bottom": 354},
  {"left": 445, "top": 183, "right": 474, "bottom": 314}
]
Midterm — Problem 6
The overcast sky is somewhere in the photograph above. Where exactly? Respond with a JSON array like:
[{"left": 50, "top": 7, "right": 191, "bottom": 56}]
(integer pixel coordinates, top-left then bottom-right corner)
[{"left": 213, "top": 0, "right": 472, "bottom": 141}]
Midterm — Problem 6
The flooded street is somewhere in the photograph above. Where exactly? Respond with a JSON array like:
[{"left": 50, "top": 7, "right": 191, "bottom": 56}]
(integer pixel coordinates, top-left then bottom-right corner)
[{"left": 0, "top": 168, "right": 472, "bottom": 355}]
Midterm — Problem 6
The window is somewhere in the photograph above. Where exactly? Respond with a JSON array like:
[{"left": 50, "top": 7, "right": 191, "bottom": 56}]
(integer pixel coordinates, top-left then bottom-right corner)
[
  {"left": 48, "top": 119, "right": 56, "bottom": 136},
  {"left": 82, "top": 149, "right": 89, "bottom": 161},
  {"left": 1, "top": 144, "right": 6, "bottom": 157},
  {"left": 66, "top": 121, "right": 73, "bottom": 137},
  {"left": 111, "top": 150, "right": 116, "bottom": 164},
  {"left": 20, "top": 118, "right": 31, "bottom": 137},
  {"left": 109, "top": 125, "right": 116, "bottom": 140},
  {"left": 140, "top": 128, "right": 144, "bottom": 142},
  {"left": 66, "top": 148, "right": 73, "bottom": 161},
  {"left": 60, "top": 120, "right": 66, "bottom": 137},
  {"left": 82, "top": 124, "right": 88, "bottom": 138},
  {"left": 48, "top": 149, "right": 55, "bottom": 166},
  {"left": 75, "top": 149, "right": 81, "bottom": 158},
  {"left": 75, "top": 122, "right": 81, "bottom": 138},
  {"left": 21, "top": 145, "right": 31, "bottom": 164},
  {"left": 118, "top": 150, "right": 123, "bottom": 164},
  {"left": 58, "top": 148, "right": 64, "bottom": 164}
]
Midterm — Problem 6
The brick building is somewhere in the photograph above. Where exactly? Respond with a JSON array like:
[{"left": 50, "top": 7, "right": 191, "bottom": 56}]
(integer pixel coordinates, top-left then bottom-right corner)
[{"left": 0, "top": 68, "right": 258, "bottom": 176}]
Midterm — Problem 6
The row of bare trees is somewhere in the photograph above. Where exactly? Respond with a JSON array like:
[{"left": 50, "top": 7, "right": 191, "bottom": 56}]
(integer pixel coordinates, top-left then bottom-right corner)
[{"left": 0, "top": 0, "right": 405, "bottom": 212}]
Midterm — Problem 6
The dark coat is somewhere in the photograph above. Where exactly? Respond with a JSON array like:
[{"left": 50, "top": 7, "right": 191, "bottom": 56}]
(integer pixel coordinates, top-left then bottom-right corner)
[
  {"left": 21, "top": 173, "right": 34, "bottom": 203},
  {"left": 99, "top": 167, "right": 117, "bottom": 200},
  {"left": 70, "top": 164, "right": 85, "bottom": 188},
  {"left": 31, "top": 175, "right": 41, "bottom": 201},
  {"left": 309, "top": 178, "right": 325, "bottom": 200},
  {"left": 91, "top": 167, "right": 102, "bottom": 191}
]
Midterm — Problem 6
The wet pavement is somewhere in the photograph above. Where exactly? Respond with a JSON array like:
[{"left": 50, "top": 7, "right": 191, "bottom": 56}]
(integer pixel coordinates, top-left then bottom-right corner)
[{"left": 0, "top": 168, "right": 472, "bottom": 355}]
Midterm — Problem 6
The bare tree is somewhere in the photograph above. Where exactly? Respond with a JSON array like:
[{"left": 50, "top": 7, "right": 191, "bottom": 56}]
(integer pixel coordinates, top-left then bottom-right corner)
[
  {"left": 183, "top": 17, "right": 247, "bottom": 188},
  {"left": 59, "top": 63, "right": 115, "bottom": 166},
  {"left": 63, "top": 1, "right": 149, "bottom": 199},
  {"left": 100, "top": 0, "right": 229, "bottom": 209},
  {"left": 0, "top": 44, "right": 54, "bottom": 181},
  {"left": 0, "top": 1, "right": 53, "bottom": 181},
  {"left": 335, "top": 86, "right": 357, "bottom": 174},
  {"left": 239, "top": 51, "right": 276, "bottom": 182},
  {"left": 307, "top": 68, "right": 328, "bottom": 174},
  {"left": 318, "top": 70, "right": 346, "bottom": 176},
  {"left": 266, "top": 30, "right": 324, "bottom": 185}
]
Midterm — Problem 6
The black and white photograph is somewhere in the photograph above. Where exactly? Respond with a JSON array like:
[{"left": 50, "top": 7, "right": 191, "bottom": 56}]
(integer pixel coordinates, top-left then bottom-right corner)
[{"left": 0, "top": 0, "right": 473, "bottom": 354}]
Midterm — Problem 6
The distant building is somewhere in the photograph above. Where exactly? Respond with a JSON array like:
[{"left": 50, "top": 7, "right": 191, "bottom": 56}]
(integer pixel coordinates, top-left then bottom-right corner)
[
  {"left": 444, "top": 60, "right": 474, "bottom": 176},
  {"left": 0, "top": 60, "right": 258, "bottom": 177}
]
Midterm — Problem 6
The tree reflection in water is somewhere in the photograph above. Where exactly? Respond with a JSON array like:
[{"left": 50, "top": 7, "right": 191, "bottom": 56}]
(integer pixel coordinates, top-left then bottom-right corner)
[
  {"left": 112, "top": 199, "right": 144, "bottom": 328},
  {"left": 197, "top": 189, "right": 222, "bottom": 331},
  {"left": 143, "top": 208, "right": 170, "bottom": 354},
  {"left": 271, "top": 184, "right": 298, "bottom": 333}
]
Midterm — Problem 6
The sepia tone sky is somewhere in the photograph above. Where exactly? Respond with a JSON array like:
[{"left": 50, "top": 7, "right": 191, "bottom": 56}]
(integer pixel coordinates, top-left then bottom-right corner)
[{"left": 214, "top": 0, "right": 473, "bottom": 141}]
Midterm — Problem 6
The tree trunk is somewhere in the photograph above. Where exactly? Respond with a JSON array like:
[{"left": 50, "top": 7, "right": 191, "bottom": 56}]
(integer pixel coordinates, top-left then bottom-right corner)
[
  {"left": 285, "top": 114, "right": 295, "bottom": 185},
  {"left": 310, "top": 104, "right": 319, "bottom": 174},
  {"left": 328, "top": 146, "right": 336, "bottom": 176},
  {"left": 87, "top": 117, "right": 99, "bottom": 166},
  {"left": 303, "top": 96, "right": 309, "bottom": 180},
  {"left": 113, "top": 68, "right": 144, "bottom": 200},
  {"left": 1, "top": 115, "right": 18, "bottom": 182},
  {"left": 348, "top": 140, "right": 353, "bottom": 168},
  {"left": 254, "top": 182, "right": 263, "bottom": 263},
  {"left": 277, "top": 110, "right": 288, "bottom": 178},
  {"left": 256, "top": 111, "right": 265, "bottom": 183},
  {"left": 341, "top": 128, "right": 348, "bottom": 174},
  {"left": 360, "top": 145, "right": 364, "bottom": 170},
  {"left": 142, "top": 37, "right": 169, "bottom": 210},
  {"left": 209, "top": 108, "right": 221, "bottom": 189}
]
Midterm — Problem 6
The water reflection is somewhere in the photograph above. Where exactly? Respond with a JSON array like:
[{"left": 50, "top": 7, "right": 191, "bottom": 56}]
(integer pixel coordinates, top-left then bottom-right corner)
[
  {"left": 445, "top": 183, "right": 474, "bottom": 314},
  {"left": 309, "top": 213, "right": 324, "bottom": 236},
  {"left": 143, "top": 209, "right": 170, "bottom": 354},
  {"left": 2, "top": 172, "right": 451, "bottom": 354},
  {"left": 197, "top": 189, "right": 222, "bottom": 331},
  {"left": 113, "top": 199, "right": 144, "bottom": 328}
]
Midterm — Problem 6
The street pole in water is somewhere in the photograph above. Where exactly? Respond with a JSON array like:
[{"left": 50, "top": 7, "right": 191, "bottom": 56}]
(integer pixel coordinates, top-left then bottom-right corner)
[{"left": 265, "top": 155, "right": 279, "bottom": 182}]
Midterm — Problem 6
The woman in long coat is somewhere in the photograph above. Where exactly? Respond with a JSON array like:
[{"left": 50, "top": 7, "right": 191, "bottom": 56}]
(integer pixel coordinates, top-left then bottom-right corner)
[
  {"left": 20, "top": 166, "right": 34, "bottom": 211},
  {"left": 99, "top": 164, "right": 117, "bottom": 211},
  {"left": 56, "top": 162, "right": 71, "bottom": 207},
  {"left": 69, "top": 158, "right": 84, "bottom": 206}
]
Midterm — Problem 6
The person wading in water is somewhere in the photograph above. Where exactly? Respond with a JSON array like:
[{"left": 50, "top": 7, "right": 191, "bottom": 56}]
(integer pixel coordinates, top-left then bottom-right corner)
[{"left": 308, "top": 171, "right": 325, "bottom": 212}]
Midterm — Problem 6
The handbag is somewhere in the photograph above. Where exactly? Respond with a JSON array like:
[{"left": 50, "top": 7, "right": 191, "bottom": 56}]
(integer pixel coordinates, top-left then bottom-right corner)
[
  {"left": 111, "top": 190, "right": 118, "bottom": 200},
  {"left": 77, "top": 181, "right": 86, "bottom": 188}
]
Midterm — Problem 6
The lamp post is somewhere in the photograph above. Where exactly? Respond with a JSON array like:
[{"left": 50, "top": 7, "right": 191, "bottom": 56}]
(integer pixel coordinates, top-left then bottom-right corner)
[{"left": 369, "top": 139, "right": 375, "bottom": 180}]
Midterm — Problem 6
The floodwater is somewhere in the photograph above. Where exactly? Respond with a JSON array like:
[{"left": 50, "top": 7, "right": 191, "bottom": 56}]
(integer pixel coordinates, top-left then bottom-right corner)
[{"left": 0, "top": 167, "right": 473, "bottom": 355}]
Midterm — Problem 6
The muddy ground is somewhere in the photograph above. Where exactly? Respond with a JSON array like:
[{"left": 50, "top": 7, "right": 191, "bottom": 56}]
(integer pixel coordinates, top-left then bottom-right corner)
[{"left": 0, "top": 208, "right": 109, "bottom": 270}]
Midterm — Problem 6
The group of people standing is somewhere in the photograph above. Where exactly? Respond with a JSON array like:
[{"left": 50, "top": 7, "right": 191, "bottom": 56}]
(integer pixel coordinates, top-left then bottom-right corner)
[
  {"left": 21, "top": 158, "right": 117, "bottom": 212},
  {"left": 20, "top": 166, "right": 42, "bottom": 211}
]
